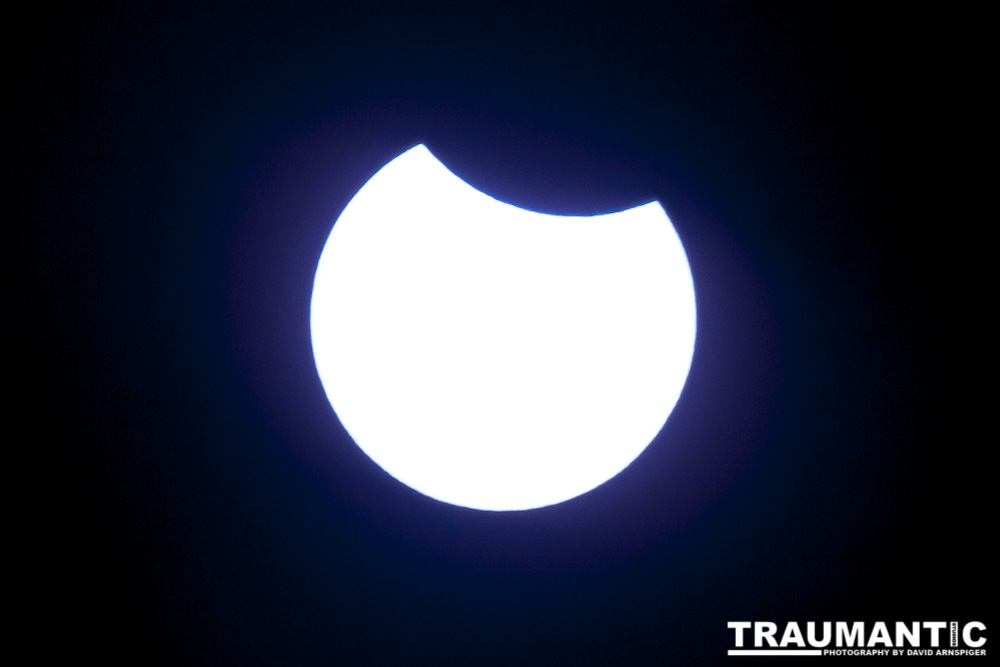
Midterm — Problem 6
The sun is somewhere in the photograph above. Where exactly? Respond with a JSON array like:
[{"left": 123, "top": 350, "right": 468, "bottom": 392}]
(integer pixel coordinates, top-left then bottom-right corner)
[{"left": 311, "top": 145, "right": 696, "bottom": 511}]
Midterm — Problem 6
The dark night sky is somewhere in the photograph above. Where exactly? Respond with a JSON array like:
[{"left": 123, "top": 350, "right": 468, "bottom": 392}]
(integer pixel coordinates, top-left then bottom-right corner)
[{"left": 19, "top": 2, "right": 987, "bottom": 664}]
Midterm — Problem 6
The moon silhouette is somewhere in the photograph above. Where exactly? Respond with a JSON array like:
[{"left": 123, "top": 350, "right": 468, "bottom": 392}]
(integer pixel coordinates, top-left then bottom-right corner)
[{"left": 311, "top": 145, "right": 696, "bottom": 511}]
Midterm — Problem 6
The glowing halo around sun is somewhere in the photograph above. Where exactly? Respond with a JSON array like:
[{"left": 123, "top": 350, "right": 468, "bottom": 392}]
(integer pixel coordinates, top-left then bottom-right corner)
[{"left": 310, "top": 144, "right": 696, "bottom": 511}]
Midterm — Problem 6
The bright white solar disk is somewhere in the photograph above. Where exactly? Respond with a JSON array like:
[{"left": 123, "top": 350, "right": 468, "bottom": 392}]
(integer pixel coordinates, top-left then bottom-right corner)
[{"left": 311, "top": 145, "right": 695, "bottom": 511}]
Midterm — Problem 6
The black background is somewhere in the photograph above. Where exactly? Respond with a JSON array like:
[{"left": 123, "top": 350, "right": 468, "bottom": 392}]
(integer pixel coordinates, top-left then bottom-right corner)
[{"left": 20, "top": 2, "right": 987, "bottom": 664}]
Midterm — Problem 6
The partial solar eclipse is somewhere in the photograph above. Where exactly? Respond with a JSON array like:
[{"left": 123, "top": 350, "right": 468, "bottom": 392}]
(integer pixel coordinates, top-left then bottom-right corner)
[{"left": 311, "top": 145, "right": 696, "bottom": 511}]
